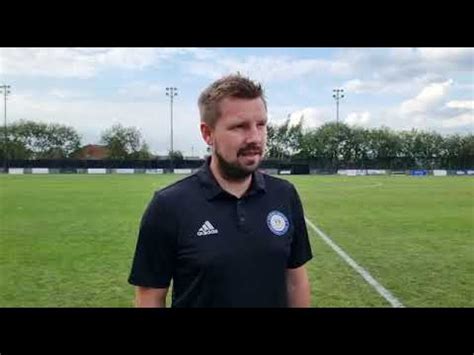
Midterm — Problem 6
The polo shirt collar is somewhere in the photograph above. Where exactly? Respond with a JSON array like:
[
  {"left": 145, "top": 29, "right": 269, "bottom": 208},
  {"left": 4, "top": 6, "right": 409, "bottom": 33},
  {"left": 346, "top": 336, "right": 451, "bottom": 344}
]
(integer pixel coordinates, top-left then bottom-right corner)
[{"left": 196, "top": 156, "right": 266, "bottom": 200}]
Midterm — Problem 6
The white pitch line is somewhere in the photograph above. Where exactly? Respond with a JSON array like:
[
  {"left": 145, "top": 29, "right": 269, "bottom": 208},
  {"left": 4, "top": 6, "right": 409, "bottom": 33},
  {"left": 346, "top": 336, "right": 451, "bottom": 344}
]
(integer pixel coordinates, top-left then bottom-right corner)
[{"left": 305, "top": 217, "right": 405, "bottom": 308}]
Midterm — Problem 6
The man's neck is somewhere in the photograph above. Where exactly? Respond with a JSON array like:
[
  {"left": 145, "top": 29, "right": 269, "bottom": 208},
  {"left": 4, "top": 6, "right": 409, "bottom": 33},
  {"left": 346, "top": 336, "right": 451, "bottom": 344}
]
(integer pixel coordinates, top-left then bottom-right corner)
[{"left": 209, "top": 156, "right": 252, "bottom": 199}]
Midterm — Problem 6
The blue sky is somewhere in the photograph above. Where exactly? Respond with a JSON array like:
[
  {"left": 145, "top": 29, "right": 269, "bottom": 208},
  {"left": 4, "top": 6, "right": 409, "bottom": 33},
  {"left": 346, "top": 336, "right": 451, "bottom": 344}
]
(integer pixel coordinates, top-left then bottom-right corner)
[{"left": 1, "top": 47, "right": 473, "bottom": 157}]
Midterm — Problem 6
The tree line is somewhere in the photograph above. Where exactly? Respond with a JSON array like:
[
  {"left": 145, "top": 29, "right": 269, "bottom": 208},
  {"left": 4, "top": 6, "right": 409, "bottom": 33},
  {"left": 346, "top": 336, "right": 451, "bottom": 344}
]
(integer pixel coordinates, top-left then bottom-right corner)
[
  {"left": 1, "top": 119, "right": 473, "bottom": 169},
  {"left": 267, "top": 120, "right": 474, "bottom": 169},
  {"left": 0, "top": 120, "right": 154, "bottom": 161}
]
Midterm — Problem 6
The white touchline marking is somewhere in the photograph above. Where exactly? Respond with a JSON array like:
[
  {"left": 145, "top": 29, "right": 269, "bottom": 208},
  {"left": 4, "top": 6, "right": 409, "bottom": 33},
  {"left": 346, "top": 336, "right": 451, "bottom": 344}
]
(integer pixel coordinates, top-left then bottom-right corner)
[{"left": 305, "top": 217, "right": 405, "bottom": 308}]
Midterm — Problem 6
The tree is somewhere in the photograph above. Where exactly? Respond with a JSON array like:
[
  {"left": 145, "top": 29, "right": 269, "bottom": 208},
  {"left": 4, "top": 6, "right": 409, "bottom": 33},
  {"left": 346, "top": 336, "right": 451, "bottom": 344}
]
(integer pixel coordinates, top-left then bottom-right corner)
[
  {"left": 344, "top": 127, "right": 371, "bottom": 168},
  {"left": 366, "top": 127, "right": 403, "bottom": 168},
  {"left": 40, "top": 123, "right": 82, "bottom": 159},
  {"left": 0, "top": 120, "right": 81, "bottom": 160},
  {"left": 168, "top": 150, "right": 184, "bottom": 161},
  {"left": 306, "top": 122, "right": 351, "bottom": 170},
  {"left": 266, "top": 119, "right": 473, "bottom": 170},
  {"left": 442, "top": 134, "right": 474, "bottom": 169},
  {"left": 298, "top": 129, "right": 324, "bottom": 160},
  {"left": 134, "top": 142, "right": 153, "bottom": 160},
  {"left": 459, "top": 134, "right": 474, "bottom": 169},
  {"left": 0, "top": 129, "right": 30, "bottom": 160},
  {"left": 415, "top": 131, "right": 444, "bottom": 169},
  {"left": 266, "top": 117, "right": 304, "bottom": 159},
  {"left": 397, "top": 129, "right": 446, "bottom": 169},
  {"left": 100, "top": 124, "right": 145, "bottom": 160}
]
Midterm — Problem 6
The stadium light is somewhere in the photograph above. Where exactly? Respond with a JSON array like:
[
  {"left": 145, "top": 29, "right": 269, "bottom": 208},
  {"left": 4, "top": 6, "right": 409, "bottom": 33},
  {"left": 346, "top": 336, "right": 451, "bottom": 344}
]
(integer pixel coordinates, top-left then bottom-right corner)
[
  {"left": 0, "top": 85, "right": 11, "bottom": 173},
  {"left": 332, "top": 88, "right": 344, "bottom": 125},
  {"left": 165, "top": 87, "right": 178, "bottom": 155}
]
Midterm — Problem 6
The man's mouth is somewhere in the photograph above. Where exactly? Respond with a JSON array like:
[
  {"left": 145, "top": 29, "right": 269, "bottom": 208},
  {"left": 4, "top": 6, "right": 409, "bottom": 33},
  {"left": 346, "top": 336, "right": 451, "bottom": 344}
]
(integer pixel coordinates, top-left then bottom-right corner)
[{"left": 239, "top": 150, "right": 262, "bottom": 157}]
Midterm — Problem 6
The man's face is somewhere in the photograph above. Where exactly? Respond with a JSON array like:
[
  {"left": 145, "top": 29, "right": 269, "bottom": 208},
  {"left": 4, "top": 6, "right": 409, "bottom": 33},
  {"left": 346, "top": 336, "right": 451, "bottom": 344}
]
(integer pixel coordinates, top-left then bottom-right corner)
[{"left": 201, "top": 97, "right": 267, "bottom": 180}]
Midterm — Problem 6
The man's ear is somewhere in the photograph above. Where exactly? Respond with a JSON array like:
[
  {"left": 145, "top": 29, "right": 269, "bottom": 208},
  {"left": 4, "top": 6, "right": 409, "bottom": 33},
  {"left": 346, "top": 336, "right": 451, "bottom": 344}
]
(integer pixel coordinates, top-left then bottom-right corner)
[{"left": 200, "top": 122, "right": 213, "bottom": 147}]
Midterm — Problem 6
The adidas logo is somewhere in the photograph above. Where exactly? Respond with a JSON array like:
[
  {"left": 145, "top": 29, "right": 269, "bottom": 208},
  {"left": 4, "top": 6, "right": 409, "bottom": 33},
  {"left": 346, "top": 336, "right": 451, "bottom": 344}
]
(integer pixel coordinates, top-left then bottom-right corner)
[{"left": 197, "top": 221, "right": 219, "bottom": 236}]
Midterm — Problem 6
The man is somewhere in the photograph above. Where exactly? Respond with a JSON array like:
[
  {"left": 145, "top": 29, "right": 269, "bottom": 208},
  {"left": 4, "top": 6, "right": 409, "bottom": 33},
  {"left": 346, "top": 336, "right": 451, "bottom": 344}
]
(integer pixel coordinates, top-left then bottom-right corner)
[{"left": 128, "top": 74, "right": 313, "bottom": 307}]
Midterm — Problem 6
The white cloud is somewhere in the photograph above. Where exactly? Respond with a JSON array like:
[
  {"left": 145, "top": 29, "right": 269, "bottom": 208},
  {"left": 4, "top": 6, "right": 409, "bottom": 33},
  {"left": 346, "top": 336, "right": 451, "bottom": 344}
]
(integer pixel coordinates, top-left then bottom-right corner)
[
  {"left": 417, "top": 48, "right": 474, "bottom": 65},
  {"left": 343, "top": 73, "right": 450, "bottom": 95},
  {"left": 116, "top": 81, "right": 165, "bottom": 99},
  {"left": 183, "top": 55, "right": 350, "bottom": 83},
  {"left": 48, "top": 89, "right": 88, "bottom": 100},
  {"left": 185, "top": 48, "right": 217, "bottom": 60},
  {"left": 0, "top": 48, "right": 206, "bottom": 78},
  {"left": 400, "top": 80, "right": 453, "bottom": 114},
  {"left": 384, "top": 81, "right": 473, "bottom": 132},
  {"left": 340, "top": 47, "right": 473, "bottom": 76},
  {"left": 440, "top": 100, "right": 474, "bottom": 129},
  {"left": 182, "top": 61, "right": 224, "bottom": 81},
  {"left": 336, "top": 48, "right": 473, "bottom": 96},
  {"left": 441, "top": 113, "right": 474, "bottom": 128},
  {"left": 344, "top": 111, "right": 371, "bottom": 126},
  {"left": 343, "top": 79, "right": 380, "bottom": 94},
  {"left": 1, "top": 48, "right": 98, "bottom": 78},
  {"left": 445, "top": 100, "right": 474, "bottom": 110},
  {"left": 288, "top": 107, "right": 332, "bottom": 129}
]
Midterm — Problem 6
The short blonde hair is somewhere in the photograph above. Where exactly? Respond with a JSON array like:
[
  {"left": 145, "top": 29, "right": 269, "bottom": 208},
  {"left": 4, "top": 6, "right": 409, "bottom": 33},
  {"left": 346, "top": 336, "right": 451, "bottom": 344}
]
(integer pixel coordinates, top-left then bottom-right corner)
[{"left": 198, "top": 74, "right": 267, "bottom": 127}]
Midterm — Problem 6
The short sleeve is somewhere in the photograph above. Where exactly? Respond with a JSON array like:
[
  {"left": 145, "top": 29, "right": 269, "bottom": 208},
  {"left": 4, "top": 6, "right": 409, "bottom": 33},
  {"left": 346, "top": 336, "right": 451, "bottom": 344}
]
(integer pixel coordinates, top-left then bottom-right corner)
[
  {"left": 128, "top": 192, "right": 177, "bottom": 288},
  {"left": 287, "top": 184, "right": 313, "bottom": 268}
]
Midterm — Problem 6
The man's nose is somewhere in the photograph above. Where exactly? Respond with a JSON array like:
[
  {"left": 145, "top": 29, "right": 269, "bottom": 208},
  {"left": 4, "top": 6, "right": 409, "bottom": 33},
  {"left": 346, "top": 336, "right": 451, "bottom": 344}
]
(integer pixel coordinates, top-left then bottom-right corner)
[{"left": 245, "top": 124, "right": 262, "bottom": 144}]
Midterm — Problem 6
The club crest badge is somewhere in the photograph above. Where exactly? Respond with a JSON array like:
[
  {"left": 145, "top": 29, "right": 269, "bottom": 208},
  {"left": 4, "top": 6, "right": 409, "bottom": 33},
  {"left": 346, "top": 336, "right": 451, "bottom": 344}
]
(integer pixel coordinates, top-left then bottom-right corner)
[{"left": 266, "top": 210, "right": 289, "bottom": 236}]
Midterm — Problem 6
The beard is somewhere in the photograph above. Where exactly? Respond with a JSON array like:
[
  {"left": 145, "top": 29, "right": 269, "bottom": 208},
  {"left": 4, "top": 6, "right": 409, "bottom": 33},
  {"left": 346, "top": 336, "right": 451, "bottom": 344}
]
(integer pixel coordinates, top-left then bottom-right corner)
[{"left": 214, "top": 142, "right": 264, "bottom": 181}]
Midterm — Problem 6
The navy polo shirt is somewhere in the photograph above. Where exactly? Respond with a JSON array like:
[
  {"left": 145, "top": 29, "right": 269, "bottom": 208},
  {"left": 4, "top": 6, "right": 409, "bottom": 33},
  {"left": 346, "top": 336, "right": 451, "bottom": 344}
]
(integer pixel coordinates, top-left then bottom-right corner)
[{"left": 128, "top": 159, "right": 313, "bottom": 307}]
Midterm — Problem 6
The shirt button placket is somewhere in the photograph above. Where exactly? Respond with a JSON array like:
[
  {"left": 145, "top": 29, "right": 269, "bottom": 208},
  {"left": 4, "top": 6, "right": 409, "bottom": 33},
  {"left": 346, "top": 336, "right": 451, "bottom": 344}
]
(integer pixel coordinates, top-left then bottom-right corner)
[{"left": 236, "top": 199, "right": 246, "bottom": 228}]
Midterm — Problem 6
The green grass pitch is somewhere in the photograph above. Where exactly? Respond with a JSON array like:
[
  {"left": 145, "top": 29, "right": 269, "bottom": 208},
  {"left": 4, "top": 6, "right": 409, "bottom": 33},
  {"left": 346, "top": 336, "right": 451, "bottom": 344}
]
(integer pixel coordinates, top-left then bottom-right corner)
[{"left": 1, "top": 174, "right": 472, "bottom": 307}]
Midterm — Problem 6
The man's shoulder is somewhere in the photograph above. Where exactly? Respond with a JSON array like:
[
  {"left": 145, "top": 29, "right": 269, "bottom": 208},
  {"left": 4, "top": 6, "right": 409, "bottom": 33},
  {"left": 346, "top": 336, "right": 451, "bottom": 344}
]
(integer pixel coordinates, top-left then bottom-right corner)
[
  {"left": 153, "top": 173, "right": 201, "bottom": 202},
  {"left": 260, "top": 171, "right": 296, "bottom": 194}
]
